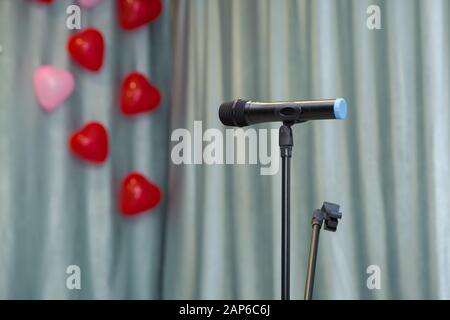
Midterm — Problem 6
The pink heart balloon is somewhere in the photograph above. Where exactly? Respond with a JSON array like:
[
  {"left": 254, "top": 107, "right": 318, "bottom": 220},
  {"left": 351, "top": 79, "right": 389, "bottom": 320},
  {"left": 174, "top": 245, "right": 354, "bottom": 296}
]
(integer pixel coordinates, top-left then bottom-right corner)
[
  {"left": 33, "top": 65, "right": 75, "bottom": 112},
  {"left": 77, "top": 0, "right": 102, "bottom": 9}
]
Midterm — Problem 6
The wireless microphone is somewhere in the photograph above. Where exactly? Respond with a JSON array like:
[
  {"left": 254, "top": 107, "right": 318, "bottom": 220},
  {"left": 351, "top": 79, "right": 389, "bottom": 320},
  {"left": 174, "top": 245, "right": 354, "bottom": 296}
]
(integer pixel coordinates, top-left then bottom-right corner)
[{"left": 219, "top": 98, "right": 347, "bottom": 127}]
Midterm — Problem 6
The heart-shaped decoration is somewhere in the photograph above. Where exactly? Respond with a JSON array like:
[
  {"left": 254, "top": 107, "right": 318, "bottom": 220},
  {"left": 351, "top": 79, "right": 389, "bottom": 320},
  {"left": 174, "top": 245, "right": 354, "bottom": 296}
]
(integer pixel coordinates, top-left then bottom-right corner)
[
  {"left": 33, "top": 65, "right": 75, "bottom": 112},
  {"left": 78, "top": 0, "right": 102, "bottom": 9},
  {"left": 117, "top": 0, "right": 163, "bottom": 31},
  {"left": 120, "top": 72, "right": 161, "bottom": 116},
  {"left": 67, "top": 28, "right": 104, "bottom": 72},
  {"left": 69, "top": 122, "right": 109, "bottom": 164},
  {"left": 120, "top": 172, "right": 161, "bottom": 216},
  {"left": 34, "top": 0, "right": 53, "bottom": 4}
]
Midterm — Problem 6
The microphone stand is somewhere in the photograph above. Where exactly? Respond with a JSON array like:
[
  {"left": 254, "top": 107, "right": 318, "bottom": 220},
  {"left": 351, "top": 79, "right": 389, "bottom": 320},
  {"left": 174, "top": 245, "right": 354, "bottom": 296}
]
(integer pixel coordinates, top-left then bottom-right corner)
[
  {"left": 304, "top": 202, "right": 342, "bottom": 300},
  {"left": 278, "top": 123, "right": 343, "bottom": 301},
  {"left": 279, "top": 123, "right": 293, "bottom": 300},
  {"left": 218, "top": 98, "right": 347, "bottom": 301}
]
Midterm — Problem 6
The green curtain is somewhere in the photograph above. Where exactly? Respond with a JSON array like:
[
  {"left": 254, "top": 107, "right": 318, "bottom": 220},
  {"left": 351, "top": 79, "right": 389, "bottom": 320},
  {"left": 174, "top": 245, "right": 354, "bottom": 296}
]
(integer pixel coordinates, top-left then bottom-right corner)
[
  {"left": 1, "top": 0, "right": 450, "bottom": 300},
  {"left": 164, "top": 0, "right": 450, "bottom": 299},
  {"left": 0, "top": 0, "right": 171, "bottom": 299}
]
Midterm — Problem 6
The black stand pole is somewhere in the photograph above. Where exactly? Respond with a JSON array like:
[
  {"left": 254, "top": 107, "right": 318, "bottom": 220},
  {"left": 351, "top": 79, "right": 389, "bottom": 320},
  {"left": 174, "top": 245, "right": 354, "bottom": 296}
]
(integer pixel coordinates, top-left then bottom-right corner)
[
  {"left": 304, "top": 202, "right": 342, "bottom": 300},
  {"left": 279, "top": 123, "right": 293, "bottom": 300}
]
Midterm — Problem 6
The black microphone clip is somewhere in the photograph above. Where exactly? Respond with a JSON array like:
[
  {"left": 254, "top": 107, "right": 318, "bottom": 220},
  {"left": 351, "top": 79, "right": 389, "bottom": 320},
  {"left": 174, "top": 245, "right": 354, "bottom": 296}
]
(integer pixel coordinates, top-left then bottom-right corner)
[{"left": 311, "top": 202, "right": 342, "bottom": 232}]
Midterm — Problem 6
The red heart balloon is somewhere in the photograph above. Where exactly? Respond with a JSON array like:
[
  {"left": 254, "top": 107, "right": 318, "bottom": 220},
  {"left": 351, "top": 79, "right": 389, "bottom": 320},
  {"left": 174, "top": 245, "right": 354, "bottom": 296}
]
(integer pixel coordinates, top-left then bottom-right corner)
[
  {"left": 67, "top": 28, "right": 104, "bottom": 72},
  {"left": 117, "top": 0, "right": 163, "bottom": 31},
  {"left": 120, "top": 72, "right": 161, "bottom": 116},
  {"left": 120, "top": 172, "right": 162, "bottom": 216},
  {"left": 35, "top": 0, "right": 53, "bottom": 4},
  {"left": 69, "top": 122, "right": 109, "bottom": 164}
]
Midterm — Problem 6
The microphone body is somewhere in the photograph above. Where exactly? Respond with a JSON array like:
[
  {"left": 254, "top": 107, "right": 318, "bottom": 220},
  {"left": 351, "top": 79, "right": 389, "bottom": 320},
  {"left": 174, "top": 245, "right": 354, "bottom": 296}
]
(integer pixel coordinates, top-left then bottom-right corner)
[{"left": 219, "top": 98, "right": 347, "bottom": 127}]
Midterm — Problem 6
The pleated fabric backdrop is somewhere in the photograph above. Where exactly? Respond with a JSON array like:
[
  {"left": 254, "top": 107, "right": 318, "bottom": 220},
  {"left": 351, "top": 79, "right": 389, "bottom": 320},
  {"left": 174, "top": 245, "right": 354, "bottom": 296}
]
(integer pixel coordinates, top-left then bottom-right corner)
[
  {"left": 0, "top": 0, "right": 171, "bottom": 299},
  {"left": 164, "top": 0, "right": 450, "bottom": 299},
  {"left": 0, "top": 0, "right": 449, "bottom": 300}
]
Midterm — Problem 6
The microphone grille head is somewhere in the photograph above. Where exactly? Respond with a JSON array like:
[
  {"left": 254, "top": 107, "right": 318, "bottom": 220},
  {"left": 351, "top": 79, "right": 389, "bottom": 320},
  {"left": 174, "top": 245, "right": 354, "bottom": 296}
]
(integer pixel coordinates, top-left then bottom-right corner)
[
  {"left": 219, "top": 101, "right": 236, "bottom": 126},
  {"left": 219, "top": 99, "right": 249, "bottom": 127}
]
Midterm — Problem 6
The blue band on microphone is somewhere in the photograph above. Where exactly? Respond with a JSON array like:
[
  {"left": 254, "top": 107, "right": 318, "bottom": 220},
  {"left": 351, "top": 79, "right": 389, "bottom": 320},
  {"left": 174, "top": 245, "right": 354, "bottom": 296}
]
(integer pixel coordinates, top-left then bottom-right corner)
[{"left": 334, "top": 98, "right": 347, "bottom": 120}]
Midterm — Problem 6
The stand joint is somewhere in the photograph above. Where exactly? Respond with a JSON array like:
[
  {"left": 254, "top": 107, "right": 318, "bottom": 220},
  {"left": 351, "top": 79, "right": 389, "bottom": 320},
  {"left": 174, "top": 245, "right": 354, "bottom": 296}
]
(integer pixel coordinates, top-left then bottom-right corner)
[{"left": 279, "top": 122, "right": 293, "bottom": 157}]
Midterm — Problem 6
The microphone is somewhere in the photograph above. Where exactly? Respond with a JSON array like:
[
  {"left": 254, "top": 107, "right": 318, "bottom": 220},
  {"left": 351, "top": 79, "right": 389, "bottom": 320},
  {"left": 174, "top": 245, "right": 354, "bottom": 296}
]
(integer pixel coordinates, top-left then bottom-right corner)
[{"left": 219, "top": 98, "right": 347, "bottom": 127}]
